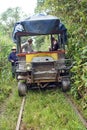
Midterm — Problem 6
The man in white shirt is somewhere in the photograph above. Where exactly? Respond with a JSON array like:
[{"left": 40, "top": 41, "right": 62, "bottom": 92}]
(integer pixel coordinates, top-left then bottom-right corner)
[{"left": 22, "top": 38, "right": 34, "bottom": 53}]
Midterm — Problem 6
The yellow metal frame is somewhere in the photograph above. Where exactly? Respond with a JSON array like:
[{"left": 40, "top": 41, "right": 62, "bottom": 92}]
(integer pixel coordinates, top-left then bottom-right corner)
[{"left": 26, "top": 52, "right": 58, "bottom": 62}]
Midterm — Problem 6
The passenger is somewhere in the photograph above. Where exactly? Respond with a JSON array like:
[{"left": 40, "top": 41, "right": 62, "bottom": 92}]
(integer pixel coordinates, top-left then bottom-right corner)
[
  {"left": 21, "top": 38, "right": 34, "bottom": 53},
  {"left": 49, "top": 37, "right": 59, "bottom": 51},
  {"left": 8, "top": 46, "right": 18, "bottom": 78},
  {"left": 52, "top": 37, "right": 59, "bottom": 51}
]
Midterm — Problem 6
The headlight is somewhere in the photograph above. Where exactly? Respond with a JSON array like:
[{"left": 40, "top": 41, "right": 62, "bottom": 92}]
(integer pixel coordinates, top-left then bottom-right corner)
[
  {"left": 26, "top": 63, "right": 31, "bottom": 70},
  {"left": 27, "top": 66, "right": 31, "bottom": 70}
]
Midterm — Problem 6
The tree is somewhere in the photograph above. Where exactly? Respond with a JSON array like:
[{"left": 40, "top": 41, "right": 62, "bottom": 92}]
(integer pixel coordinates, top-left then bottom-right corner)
[{"left": 0, "top": 7, "right": 26, "bottom": 37}]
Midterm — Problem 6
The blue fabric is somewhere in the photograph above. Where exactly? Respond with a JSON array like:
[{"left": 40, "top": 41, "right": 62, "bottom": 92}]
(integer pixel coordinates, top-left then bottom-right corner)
[
  {"left": 8, "top": 52, "right": 18, "bottom": 66},
  {"left": 12, "top": 14, "right": 67, "bottom": 43}
]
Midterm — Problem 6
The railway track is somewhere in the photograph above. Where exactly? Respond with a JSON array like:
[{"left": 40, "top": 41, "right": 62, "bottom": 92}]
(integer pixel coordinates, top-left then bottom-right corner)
[
  {"left": 16, "top": 97, "right": 26, "bottom": 130},
  {"left": 64, "top": 93, "right": 87, "bottom": 128},
  {"left": 15, "top": 91, "right": 87, "bottom": 130}
]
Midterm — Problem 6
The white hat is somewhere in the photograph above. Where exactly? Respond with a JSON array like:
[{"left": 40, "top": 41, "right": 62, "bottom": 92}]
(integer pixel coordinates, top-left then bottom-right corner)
[{"left": 12, "top": 46, "right": 16, "bottom": 50}]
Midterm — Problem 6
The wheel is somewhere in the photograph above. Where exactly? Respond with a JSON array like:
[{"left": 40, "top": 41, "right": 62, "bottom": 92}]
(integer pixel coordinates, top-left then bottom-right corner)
[
  {"left": 61, "top": 77, "right": 70, "bottom": 92},
  {"left": 18, "top": 82, "right": 27, "bottom": 96}
]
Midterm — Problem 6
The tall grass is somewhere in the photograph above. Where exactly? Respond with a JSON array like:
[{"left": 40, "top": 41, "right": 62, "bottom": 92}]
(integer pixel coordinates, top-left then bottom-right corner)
[
  {"left": 23, "top": 89, "right": 86, "bottom": 130},
  {"left": 0, "top": 82, "right": 22, "bottom": 130},
  {"left": 0, "top": 35, "right": 14, "bottom": 102}
]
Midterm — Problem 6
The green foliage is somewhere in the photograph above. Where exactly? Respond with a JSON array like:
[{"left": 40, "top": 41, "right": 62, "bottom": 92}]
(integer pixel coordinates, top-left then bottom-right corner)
[
  {"left": 0, "top": 7, "right": 26, "bottom": 37},
  {"left": 23, "top": 90, "right": 86, "bottom": 129},
  {"left": 0, "top": 85, "right": 12, "bottom": 102},
  {"left": 0, "top": 84, "right": 22, "bottom": 130},
  {"left": 34, "top": 36, "right": 45, "bottom": 51},
  {"left": 0, "top": 7, "right": 28, "bottom": 102},
  {"left": 40, "top": 36, "right": 50, "bottom": 51},
  {"left": 0, "top": 88, "right": 86, "bottom": 130},
  {"left": 0, "top": 7, "right": 30, "bottom": 103},
  {"left": 0, "top": 35, "right": 14, "bottom": 102},
  {"left": 34, "top": 35, "right": 50, "bottom": 51}
]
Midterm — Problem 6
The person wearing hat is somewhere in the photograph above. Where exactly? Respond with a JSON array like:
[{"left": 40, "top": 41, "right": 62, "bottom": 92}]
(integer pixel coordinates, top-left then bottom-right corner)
[
  {"left": 21, "top": 38, "right": 34, "bottom": 53},
  {"left": 8, "top": 46, "right": 18, "bottom": 78}
]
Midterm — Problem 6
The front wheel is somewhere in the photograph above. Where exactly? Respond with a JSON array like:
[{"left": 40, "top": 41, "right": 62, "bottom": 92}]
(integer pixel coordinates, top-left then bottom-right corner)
[
  {"left": 61, "top": 77, "right": 70, "bottom": 92},
  {"left": 18, "top": 82, "right": 27, "bottom": 96}
]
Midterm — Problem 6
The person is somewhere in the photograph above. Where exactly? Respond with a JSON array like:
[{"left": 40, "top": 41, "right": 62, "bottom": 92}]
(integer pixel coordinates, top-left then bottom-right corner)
[
  {"left": 8, "top": 46, "right": 18, "bottom": 78},
  {"left": 52, "top": 37, "right": 59, "bottom": 51},
  {"left": 49, "top": 37, "right": 59, "bottom": 51},
  {"left": 21, "top": 38, "right": 34, "bottom": 53}
]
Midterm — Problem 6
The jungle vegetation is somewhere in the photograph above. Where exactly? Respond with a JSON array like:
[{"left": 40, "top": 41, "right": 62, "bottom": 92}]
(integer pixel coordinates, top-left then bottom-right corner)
[{"left": 0, "top": 0, "right": 87, "bottom": 114}]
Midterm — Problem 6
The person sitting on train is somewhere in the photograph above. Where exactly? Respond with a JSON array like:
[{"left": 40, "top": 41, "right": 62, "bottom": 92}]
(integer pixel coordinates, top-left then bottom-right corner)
[{"left": 49, "top": 37, "right": 59, "bottom": 51}]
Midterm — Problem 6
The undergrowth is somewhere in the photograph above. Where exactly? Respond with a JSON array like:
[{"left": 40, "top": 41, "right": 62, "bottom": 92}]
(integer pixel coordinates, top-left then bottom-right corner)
[
  {"left": 0, "top": 82, "right": 22, "bottom": 130},
  {"left": 22, "top": 89, "right": 86, "bottom": 130}
]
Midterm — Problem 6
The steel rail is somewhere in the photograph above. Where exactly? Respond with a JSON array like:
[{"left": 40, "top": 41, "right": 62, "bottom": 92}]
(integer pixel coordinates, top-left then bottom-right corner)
[
  {"left": 64, "top": 93, "right": 87, "bottom": 128},
  {"left": 16, "top": 97, "right": 26, "bottom": 130}
]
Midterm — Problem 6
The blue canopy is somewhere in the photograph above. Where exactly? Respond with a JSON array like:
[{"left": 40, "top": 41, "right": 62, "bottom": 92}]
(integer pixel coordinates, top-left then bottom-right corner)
[{"left": 12, "top": 14, "right": 67, "bottom": 43}]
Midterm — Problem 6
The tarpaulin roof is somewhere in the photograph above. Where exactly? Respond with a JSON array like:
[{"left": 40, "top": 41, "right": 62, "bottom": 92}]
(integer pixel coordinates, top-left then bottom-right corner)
[{"left": 12, "top": 13, "right": 67, "bottom": 43}]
